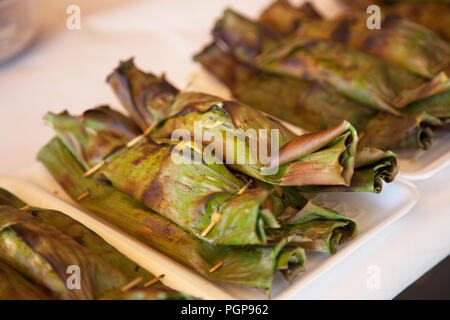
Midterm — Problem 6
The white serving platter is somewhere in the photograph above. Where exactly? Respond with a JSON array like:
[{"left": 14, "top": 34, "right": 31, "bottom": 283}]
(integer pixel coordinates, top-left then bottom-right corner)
[
  {"left": 0, "top": 162, "right": 419, "bottom": 300},
  {"left": 396, "top": 130, "right": 450, "bottom": 181}
]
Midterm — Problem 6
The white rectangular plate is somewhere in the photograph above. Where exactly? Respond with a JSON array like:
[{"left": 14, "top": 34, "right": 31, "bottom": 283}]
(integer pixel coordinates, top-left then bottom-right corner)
[
  {"left": 0, "top": 162, "right": 419, "bottom": 299},
  {"left": 396, "top": 130, "right": 450, "bottom": 180}
]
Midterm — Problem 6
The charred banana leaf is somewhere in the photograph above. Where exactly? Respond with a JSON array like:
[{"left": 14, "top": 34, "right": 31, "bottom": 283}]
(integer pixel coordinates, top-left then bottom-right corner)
[
  {"left": 38, "top": 138, "right": 307, "bottom": 294},
  {"left": 0, "top": 260, "right": 50, "bottom": 300},
  {"left": 216, "top": 9, "right": 450, "bottom": 114},
  {"left": 108, "top": 60, "right": 361, "bottom": 189},
  {"left": 195, "top": 13, "right": 445, "bottom": 150},
  {"left": 294, "top": 12, "right": 450, "bottom": 79},
  {"left": 340, "top": 0, "right": 450, "bottom": 42},
  {"left": 268, "top": 200, "right": 357, "bottom": 254},
  {"left": 260, "top": 2, "right": 450, "bottom": 78},
  {"left": 256, "top": 37, "right": 450, "bottom": 114},
  {"left": 0, "top": 188, "right": 186, "bottom": 300},
  {"left": 0, "top": 206, "right": 132, "bottom": 299},
  {"left": 259, "top": 0, "right": 321, "bottom": 35},
  {"left": 44, "top": 109, "right": 285, "bottom": 246}
]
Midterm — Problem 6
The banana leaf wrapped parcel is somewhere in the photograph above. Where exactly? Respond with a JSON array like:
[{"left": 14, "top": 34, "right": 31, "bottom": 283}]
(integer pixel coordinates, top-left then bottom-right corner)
[
  {"left": 0, "top": 260, "right": 50, "bottom": 300},
  {"left": 259, "top": 0, "right": 321, "bottom": 35},
  {"left": 107, "top": 59, "right": 398, "bottom": 193},
  {"left": 44, "top": 108, "right": 284, "bottom": 246},
  {"left": 194, "top": 7, "right": 449, "bottom": 150},
  {"left": 211, "top": 9, "right": 450, "bottom": 114},
  {"left": 339, "top": 0, "right": 450, "bottom": 42},
  {"left": 0, "top": 188, "right": 188, "bottom": 300},
  {"left": 294, "top": 14, "right": 450, "bottom": 79},
  {"left": 38, "top": 138, "right": 315, "bottom": 292},
  {"left": 261, "top": 1, "right": 450, "bottom": 79},
  {"left": 37, "top": 62, "right": 368, "bottom": 294},
  {"left": 44, "top": 103, "right": 361, "bottom": 248}
]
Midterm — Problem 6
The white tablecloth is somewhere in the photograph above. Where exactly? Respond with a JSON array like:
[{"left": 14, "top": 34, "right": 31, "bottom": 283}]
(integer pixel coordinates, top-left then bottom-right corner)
[{"left": 0, "top": 0, "right": 448, "bottom": 299}]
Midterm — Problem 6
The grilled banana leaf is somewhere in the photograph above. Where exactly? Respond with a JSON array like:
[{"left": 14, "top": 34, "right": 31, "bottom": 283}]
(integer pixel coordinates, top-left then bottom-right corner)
[
  {"left": 259, "top": 2, "right": 450, "bottom": 126},
  {"left": 0, "top": 260, "right": 50, "bottom": 300},
  {"left": 299, "top": 148, "right": 398, "bottom": 193},
  {"left": 0, "top": 188, "right": 187, "bottom": 300},
  {"left": 0, "top": 189, "right": 156, "bottom": 286},
  {"left": 44, "top": 109, "right": 286, "bottom": 245},
  {"left": 340, "top": 0, "right": 450, "bottom": 41},
  {"left": 108, "top": 60, "right": 361, "bottom": 189},
  {"left": 268, "top": 200, "right": 357, "bottom": 254},
  {"left": 38, "top": 137, "right": 307, "bottom": 293},
  {"left": 261, "top": 1, "right": 450, "bottom": 78},
  {"left": 259, "top": 0, "right": 321, "bottom": 35},
  {"left": 294, "top": 12, "right": 450, "bottom": 79},
  {"left": 45, "top": 106, "right": 359, "bottom": 251},
  {"left": 0, "top": 206, "right": 131, "bottom": 299},
  {"left": 256, "top": 37, "right": 450, "bottom": 114},
  {"left": 216, "top": 9, "right": 450, "bottom": 114},
  {"left": 195, "top": 13, "right": 445, "bottom": 150},
  {"left": 402, "top": 89, "right": 450, "bottom": 121}
]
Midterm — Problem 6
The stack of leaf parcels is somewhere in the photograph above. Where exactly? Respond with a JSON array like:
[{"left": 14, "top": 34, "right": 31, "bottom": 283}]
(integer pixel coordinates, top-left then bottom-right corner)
[
  {"left": 195, "top": 0, "right": 450, "bottom": 151},
  {"left": 0, "top": 188, "right": 189, "bottom": 300},
  {"left": 38, "top": 59, "right": 399, "bottom": 297}
]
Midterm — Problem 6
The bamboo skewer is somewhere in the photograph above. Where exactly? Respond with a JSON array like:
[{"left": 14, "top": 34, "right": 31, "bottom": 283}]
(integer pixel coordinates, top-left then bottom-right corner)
[
  {"left": 120, "top": 276, "right": 143, "bottom": 292},
  {"left": 209, "top": 261, "right": 224, "bottom": 273},
  {"left": 76, "top": 191, "right": 90, "bottom": 201},
  {"left": 126, "top": 121, "right": 159, "bottom": 148},
  {"left": 144, "top": 274, "right": 165, "bottom": 287},
  {"left": 83, "top": 121, "right": 160, "bottom": 177},
  {"left": 237, "top": 180, "right": 252, "bottom": 195},
  {"left": 83, "top": 160, "right": 105, "bottom": 177},
  {"left": 201, "top": 212, "right": 222, "bottom": 237}
]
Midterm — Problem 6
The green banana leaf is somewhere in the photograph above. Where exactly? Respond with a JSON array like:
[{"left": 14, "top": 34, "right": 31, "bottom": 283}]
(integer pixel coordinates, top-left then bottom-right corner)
[
  {"left": 360, "top": 112, "right": 441, "bottom": 150},
  {"left": 194, "top": 15, "right": 445, "bottom": 150},
  {"left": 0, "top": 188, "right": 186, "bottom": 300},
  {"left": 107, "top": 63, "right": 179, "bottom": 130},
  {"left": 299, "top": 148, "right": 398, "bottom": 193},
  {"left": 339, "top": 0, "right": 450, "bottom": 41},
  {"left": 259, "top": 3, "right": 450, "bottom": 121},
  {"left": 259, "top": 0, "right": 321, "bottom": 35},
  {"left": 402, "top": 87, "right": 450, "bottom": 121},
  {"left": 45, "top": 109, "right": 286, "bottom": 246},
  {"left": 294, "top": 12, "right": 450, "bottom": 79},
  {"left": 0, "top": 189, "right": 156, "bottom": 286},
  {"left": 44, "top": 106, "right": 141, "bottom": 169},
  {"left": 268, "top": 200, "right": 357, "bottom": 254},
  {"left": 256, "top": 37, "right": 450, "bottom": 114},
  {"left": 0, "top": 260, "right": 51, "bottom": 300},
  {"left": 216, "top": 9, "right": 450, "bottom": 114},
  {"left": 38, "top": 137, "right": 307, "bottom": 294},
  {"left": 261, "top": 1, "right": 450, "bottom": 78},
  {"left": 0, "top": 206, "right": 132, "bottom": 299},
  {"left": 108, "top": 60, "right": 361, "bottom": 189}
]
